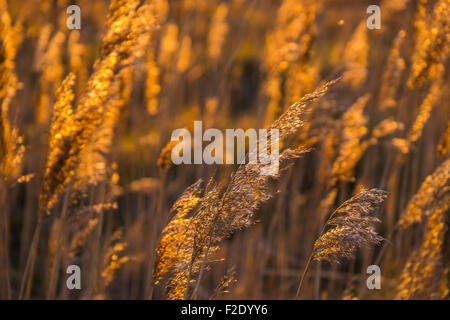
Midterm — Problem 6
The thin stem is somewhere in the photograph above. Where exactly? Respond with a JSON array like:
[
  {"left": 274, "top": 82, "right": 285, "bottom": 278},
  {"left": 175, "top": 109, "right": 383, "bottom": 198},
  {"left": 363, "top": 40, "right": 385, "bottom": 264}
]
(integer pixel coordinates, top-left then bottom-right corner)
[
  {"left": 295, "top": 252, "right": 313, "bottom": 299},
  {"left": 192, "top": 237, "right": 212, "bottom": 300},
  {"left": 19, "top": 217, "right": 43, "bottom": 299},
  {"left": 144, "top": 169, "right": 166, "bottom": 299},
  {"left": 46, "top": 187, "right": 71, "bottom": 299}
]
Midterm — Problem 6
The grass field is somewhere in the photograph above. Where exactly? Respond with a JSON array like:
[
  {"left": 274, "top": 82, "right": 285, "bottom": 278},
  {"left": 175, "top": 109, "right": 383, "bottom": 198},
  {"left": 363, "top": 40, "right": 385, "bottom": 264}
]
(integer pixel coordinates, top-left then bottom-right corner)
[{"left": 0, "top": 0, "right": 449, "bottom": 300}]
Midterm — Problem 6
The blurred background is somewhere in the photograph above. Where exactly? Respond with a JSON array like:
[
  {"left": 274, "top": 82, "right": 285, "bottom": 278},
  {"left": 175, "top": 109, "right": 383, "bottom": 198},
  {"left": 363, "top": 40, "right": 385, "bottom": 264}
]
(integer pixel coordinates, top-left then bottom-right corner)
[{"left": 0, "top": 0, "right": 449, "bottom": 299}]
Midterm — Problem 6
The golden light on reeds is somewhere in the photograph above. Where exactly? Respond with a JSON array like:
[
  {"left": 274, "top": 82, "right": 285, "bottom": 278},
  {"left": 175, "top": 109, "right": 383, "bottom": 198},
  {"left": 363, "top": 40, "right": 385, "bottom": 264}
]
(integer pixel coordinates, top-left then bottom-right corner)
[{"left": 0, "top": 0, "right": 448, "bottom": 301}]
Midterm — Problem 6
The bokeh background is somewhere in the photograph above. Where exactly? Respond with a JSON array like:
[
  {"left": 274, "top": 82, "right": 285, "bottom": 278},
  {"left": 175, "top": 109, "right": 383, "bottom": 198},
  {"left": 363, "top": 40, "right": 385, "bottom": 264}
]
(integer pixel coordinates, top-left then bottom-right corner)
[{"left": 0, "top": 0, "right": 449, "bottom": 299}]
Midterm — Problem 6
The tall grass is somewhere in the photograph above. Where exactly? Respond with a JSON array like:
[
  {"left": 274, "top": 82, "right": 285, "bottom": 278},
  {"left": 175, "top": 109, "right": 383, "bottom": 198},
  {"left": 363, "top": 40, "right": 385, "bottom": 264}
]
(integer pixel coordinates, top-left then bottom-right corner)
[{"left": 0, "top": 0, "right": 448, "bottom": 300}]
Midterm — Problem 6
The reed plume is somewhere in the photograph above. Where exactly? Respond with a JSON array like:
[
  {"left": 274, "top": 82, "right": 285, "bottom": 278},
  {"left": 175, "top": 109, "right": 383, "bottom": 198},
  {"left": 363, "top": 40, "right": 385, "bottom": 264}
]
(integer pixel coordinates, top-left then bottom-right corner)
[
  {"left": 378, "top": 30, "right": 406, "bottom": 111},
  {"left": 408, "top": 0, "right": 450, "bottom": 88},
  {"left": 262, "top": 0, "right": 318, "bottom": 126},
  {"left": 207, "top": 3, "right": 229, "bottom": 63},
  {"left": 313, "top": 189, "right": 387, "bottom": 263},
  {"left": 187, "top": 80, "right": 340, "bottom": 299},
  {"left": 0, "top": 0, "right": 23, "bottom": 299},
  {"left": 36, "top": 30, "right": 65, "bottom": 124},
  {"left": 0, "top": 0, "right": 448, "bottom": 301},
  {"left": 438, "top": 121, "right": 450, "bottom": 157},
  {"left": 408, "top": 70, "right": 443, "bottom": 146},
  {"left": 20, "top": 0, "right": 162, "bottom": 299},
  {"left": 39, "top": 72, "right": 76, "bottom": 212},
  {"left": 154, "top": 179, "right": 203, "bottom": 299},
  {"left": 39, "top": 0, "right": 157, "bottom": 215},
  {"left": 99, "top": 229, "right": 131, "bottom": 294},
  {"left": 296, "top": 188, "right": 387, "bottom": 298},
  {"left": 210, "top": 266, "right": 236, "bottom": 300},
  {"left": 330, "top": 94, "right": 370, "bottom": 187},
  {"left": 146, "top": 50, "right": 160, "bottom": 115},
  {"left": 342, "top": 21, "right": 368, "bottom": 88}
]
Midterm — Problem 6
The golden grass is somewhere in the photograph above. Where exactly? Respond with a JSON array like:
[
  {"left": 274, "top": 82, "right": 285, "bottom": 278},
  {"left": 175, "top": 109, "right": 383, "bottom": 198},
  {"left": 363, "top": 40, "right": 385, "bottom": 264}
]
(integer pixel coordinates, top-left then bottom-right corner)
[{"left": 0, "top": 0, "right": 448, "bottom": 300}]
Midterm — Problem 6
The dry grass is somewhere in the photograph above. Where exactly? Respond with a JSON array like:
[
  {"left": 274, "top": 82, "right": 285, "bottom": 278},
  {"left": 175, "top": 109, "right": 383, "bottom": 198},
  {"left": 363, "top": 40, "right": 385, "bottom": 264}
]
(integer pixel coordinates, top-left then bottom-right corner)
[{"left": 0, "top": 0, "right": 448, "bottom": 300}]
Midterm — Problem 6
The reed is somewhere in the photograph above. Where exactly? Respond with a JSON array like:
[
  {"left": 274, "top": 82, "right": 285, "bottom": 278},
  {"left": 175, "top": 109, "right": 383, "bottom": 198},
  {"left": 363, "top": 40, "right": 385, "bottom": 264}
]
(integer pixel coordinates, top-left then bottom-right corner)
[{"left": 0, "top": 0, "right": 448, "bottom": 300}]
